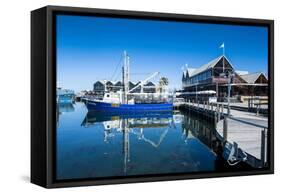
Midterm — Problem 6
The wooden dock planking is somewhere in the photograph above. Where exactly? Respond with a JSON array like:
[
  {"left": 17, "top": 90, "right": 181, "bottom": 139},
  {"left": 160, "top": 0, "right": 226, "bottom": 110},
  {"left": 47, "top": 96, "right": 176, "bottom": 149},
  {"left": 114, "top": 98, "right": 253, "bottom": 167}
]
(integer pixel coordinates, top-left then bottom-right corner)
[
  {"left": 217, "top": 118, "right": 266, "bottom": 160},
  {"left": 178, "top": 101, "right": 268, "bottom": 164}
]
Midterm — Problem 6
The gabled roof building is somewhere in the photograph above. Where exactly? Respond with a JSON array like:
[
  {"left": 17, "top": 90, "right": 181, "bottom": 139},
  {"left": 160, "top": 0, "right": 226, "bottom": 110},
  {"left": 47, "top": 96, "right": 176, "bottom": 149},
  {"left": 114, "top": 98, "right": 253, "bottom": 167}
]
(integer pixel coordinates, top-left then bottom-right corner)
[
  {"left": 181, "top": 55, "right": 268, "bottom": 101},
  {"left": 93, "top": 80, "right": 157, "bottom": 94},
  {"left": 240, "top": 72, "right": 268, "bottom": 84}
]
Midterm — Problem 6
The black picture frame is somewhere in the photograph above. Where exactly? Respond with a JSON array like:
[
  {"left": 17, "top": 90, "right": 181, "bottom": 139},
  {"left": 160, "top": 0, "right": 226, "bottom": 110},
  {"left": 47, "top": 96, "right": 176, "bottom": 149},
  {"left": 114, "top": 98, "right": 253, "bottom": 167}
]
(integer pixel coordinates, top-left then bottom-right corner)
[{"left": 31, "top": 5, "right": 274, "bottom": 188}]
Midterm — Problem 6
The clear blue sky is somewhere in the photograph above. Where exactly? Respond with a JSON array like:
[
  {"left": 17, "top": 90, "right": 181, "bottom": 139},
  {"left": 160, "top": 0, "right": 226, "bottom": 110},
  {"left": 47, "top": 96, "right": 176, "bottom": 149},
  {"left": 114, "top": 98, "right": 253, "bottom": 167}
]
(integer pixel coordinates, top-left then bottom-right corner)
[{"left": 56, "top": 14, "right": 268, "bottom": 92}]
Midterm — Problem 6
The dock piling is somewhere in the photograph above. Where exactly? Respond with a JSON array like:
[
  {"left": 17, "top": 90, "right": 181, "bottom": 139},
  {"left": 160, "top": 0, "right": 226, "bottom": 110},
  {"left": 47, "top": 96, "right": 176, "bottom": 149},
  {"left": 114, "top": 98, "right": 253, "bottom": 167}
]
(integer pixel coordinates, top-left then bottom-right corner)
[
  {"left": 214, "top": 112, "right": 218, "bottom": 128},
  {"left": 217, "top": 104, "right": 220, "bottom": 120},
  {"left": 223, "top": 116, "right": 228, "bottom": 141},
  {"left": 256, "top": 104, "right": 260, "bottom": 116}
]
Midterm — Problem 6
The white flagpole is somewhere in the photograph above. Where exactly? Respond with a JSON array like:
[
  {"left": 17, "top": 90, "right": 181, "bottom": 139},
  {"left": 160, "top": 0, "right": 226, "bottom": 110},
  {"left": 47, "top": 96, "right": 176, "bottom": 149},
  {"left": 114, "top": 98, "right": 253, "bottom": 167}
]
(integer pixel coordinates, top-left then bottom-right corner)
[
  {"left": 223, "top": 44, "right": 225, "bottom": 73},
  {"left": 220, "top": 43, "right": 225, "bottom": 73}
]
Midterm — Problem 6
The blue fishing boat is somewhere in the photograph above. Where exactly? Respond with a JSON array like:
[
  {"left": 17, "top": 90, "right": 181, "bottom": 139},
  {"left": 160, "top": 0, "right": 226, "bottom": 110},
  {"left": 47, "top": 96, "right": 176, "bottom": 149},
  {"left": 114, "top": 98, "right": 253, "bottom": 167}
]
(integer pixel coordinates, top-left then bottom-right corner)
[
  {"left": 85, "top": 51, "right": 173, "bottom": 112},
  {"left": 85, "top": 99, "right": 173, "bottom": 113}
]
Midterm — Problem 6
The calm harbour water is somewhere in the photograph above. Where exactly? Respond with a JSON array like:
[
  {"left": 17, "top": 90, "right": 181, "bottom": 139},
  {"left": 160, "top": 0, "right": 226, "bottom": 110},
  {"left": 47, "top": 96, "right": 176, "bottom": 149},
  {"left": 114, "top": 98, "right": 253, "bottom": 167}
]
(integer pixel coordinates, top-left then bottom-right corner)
[{"left": 56, "top": 102, "right": 232, "bottom": 180}]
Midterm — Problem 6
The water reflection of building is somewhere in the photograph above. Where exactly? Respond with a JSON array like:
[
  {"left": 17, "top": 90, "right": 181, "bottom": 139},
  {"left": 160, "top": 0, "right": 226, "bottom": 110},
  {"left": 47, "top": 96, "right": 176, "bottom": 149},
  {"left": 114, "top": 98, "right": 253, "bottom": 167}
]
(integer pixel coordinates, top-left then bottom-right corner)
[
  {"left": 181, "top": 112, "right": 259, "bottom": 169},
  {"left": 181, "top": 113, "right": 235, "bottom": 170},
  {"left": 181, "top": 113, "right": 218, "bottom": 150}
]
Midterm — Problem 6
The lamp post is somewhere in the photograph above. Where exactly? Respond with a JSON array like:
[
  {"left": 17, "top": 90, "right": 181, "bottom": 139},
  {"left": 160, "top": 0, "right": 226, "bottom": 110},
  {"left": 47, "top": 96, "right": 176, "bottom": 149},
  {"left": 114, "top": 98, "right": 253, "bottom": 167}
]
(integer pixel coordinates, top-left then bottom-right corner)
[{"left": 227, "top": 72, "right": 234, "bottom": 116}]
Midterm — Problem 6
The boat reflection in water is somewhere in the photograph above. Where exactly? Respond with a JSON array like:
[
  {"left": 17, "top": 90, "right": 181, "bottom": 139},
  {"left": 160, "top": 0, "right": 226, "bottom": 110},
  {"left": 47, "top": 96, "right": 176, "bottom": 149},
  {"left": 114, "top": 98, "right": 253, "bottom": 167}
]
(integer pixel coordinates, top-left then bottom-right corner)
[
  {"left": 56, "top": 103, "right": 75, "bottom": 127},
  {"left": 56, "top": 103, "right": 252, "bottom": 180},
  {"left": 58, "top": 103, "right": 75, "bottom": 113},
  {"left": 81, "top": 111, "right": 175, "bottom": 175},
  {"left": 82, "top": 111, "right": 174, "bottom": 143}
]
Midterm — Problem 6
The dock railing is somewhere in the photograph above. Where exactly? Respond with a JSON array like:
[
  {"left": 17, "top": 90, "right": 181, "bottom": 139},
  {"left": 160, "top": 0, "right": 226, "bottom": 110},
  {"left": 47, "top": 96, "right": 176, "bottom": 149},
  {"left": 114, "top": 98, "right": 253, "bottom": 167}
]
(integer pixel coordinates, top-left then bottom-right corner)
[{"left": 248, "top": 96, "right": 268, "bottom": 116}]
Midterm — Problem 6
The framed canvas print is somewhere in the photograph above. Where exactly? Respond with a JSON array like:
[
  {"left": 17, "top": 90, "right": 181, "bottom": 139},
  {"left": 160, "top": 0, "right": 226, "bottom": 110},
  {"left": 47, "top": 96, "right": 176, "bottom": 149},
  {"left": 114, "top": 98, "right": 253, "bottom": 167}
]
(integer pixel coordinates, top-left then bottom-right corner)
[{"left": 31, "top": 5, "right": 274, "bottom": 188}]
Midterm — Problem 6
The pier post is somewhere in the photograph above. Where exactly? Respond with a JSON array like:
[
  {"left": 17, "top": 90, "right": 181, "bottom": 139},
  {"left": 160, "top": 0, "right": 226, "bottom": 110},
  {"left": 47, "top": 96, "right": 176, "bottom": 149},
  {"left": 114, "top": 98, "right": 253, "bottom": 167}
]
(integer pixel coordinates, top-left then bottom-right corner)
[
  {"left": 217, "top": 103, "right": 220, "bottom": 120},
  {"left": 256, "top": 104, "right": 260, "bottom": 116},
  {"left": 216, "top": 105, "right": 219, "bottom": 120},
  {"left": 261, "top": 129, "right": 266, "bottom": 167},
  {"left": 214, "top": 112, "right": 218, "bottom": 128},
  {"left": 223, "top": 116, "right": 228, "bottom": 141}
]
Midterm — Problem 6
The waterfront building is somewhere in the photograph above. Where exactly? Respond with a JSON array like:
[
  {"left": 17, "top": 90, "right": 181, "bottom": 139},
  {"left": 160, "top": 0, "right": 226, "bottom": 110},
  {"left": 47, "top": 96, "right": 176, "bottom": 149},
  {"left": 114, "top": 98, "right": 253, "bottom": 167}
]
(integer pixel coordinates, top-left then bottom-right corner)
[
  {"left": 93, "top": 81, "right": 105, "bottom": 93},
  {"left": 143, "top": 81, "right": 157, "bottom": 93},
  {"left": 113, "top": 81, "right": 123, "bottom": 92},
  {"left": 105, "top": 81, "right": 114, "bottom": 92},
  {"left": 181, "top": 55, "right": 268, "bottom": 102},
  {"left": 129, "top": 81, "right": 141, "bottom": 93},
  {"left": 93, "top": 80, "right": 156, "bottom": 94}
]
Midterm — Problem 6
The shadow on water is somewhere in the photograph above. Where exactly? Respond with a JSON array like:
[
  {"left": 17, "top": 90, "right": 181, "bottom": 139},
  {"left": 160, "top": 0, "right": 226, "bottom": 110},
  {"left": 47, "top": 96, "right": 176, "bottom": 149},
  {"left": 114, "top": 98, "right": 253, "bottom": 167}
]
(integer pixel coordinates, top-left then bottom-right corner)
[
  {"left": 180, "top": 109, "right": 254, "bottom": 172},
  {"left": 56, "top": 102, "right": 253, "bottom": 180}
]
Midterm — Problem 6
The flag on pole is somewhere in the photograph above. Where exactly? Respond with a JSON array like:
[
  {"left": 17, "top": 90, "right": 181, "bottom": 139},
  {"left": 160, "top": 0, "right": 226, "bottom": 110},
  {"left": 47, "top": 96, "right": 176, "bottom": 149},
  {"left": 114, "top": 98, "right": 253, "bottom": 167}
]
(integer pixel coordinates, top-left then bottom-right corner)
[{"left": 220, "top": 42, "right": 225, "bottom": 72}]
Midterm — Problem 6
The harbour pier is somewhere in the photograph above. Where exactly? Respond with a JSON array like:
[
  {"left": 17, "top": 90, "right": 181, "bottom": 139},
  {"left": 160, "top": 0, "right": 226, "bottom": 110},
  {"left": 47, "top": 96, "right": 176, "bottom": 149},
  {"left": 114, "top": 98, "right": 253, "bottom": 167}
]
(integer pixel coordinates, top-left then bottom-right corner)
[
  {"left": 176, "top": 101, "right": 268, "bottom": 168},
  {"left": 174, "top": 100, "right": 224, "bottom": 121},
  {"left": 216, "top": 109, "right": 268, "bottom": 167}
]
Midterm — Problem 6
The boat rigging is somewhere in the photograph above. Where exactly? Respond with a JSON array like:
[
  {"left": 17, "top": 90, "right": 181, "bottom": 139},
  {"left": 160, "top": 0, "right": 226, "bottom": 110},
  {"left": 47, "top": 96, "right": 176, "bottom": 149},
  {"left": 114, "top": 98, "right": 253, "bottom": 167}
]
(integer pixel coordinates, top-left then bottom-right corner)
[{"left": 84, "top": 51, "right": 173, "bottom": 112}]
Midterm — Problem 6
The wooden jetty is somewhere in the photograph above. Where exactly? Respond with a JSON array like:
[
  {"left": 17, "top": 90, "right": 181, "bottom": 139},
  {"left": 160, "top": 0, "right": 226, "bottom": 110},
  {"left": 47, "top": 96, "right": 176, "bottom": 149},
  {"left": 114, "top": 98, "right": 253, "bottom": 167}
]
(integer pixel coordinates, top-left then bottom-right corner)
[
  {"left": 214, "top": 101, "right": 268, "bottom": 115},
  {"left": 176, "top": 101, "right": 268, "bottom": 168},
  {"left": 174, "top": 100, "right": 224, "bottom": 120},
  {"left": 216, "top": 110, "right": 268, "bottom": 167}
]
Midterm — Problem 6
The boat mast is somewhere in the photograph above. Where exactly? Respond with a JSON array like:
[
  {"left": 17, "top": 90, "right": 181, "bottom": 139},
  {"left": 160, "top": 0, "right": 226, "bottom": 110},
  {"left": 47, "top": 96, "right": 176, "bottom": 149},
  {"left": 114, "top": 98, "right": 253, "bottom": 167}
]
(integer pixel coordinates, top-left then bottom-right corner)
[{"left": 123, "top": 51, "right": 129, "bottom": 103}]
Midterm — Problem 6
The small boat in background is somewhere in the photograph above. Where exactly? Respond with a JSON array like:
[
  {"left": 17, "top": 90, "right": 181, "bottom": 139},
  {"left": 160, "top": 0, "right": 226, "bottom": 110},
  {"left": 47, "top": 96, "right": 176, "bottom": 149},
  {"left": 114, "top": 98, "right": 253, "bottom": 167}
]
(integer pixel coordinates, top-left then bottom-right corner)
[{"left": 57, "top": 86, "right": 75, "bottom": 104}]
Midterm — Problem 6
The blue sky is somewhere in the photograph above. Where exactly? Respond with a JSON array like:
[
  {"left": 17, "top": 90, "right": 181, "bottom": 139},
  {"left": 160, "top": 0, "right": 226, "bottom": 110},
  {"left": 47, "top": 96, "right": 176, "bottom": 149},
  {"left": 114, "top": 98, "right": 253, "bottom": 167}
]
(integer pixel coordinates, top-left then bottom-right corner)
[{"left": 57, "top": 15, "right": 268, "bottom": 92}]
